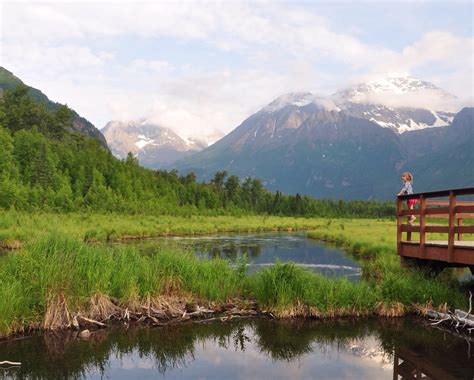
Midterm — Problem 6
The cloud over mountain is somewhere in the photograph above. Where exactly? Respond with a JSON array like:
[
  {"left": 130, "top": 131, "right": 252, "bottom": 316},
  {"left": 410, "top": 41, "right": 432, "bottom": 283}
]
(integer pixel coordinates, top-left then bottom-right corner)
[{"left": 2, "top": 2, "right": 472, "bottom": 138}]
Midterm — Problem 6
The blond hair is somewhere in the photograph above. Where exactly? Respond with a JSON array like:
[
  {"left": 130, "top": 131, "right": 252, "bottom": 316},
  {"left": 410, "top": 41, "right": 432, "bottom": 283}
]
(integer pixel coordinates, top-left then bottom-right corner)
[{"left": 402, "top": 172, "right": 413, "bottom": 182}]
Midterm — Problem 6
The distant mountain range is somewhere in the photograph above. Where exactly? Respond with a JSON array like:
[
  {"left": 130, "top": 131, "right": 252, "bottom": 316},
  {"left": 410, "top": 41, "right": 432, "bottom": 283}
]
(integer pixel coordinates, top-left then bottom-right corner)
[
  {"left": 105, "top": 73, "right": 465, "bottom": 171},
  {"left": 2, "top": 67, "right": 471, "bottom": 200},
  {"left": 102, "top": 119, "right": 223, "bottom": 168},
  {"left": 102, "top": 120, "right": 210, "bottom": 168},
  {"left": 0, "top": 67, "right": 108, "bottom": 148},
  {"left": 173, "top": 74, "right": 473, "bottom": 199}
]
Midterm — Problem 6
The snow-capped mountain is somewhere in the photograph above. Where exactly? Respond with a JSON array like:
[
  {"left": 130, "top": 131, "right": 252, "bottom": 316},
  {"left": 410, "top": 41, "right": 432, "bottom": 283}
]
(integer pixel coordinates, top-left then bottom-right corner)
[
  {"left": 337, "top": 73, "right": 453, "bottom": 99},
  {"left": 334, "top": 73, "right": 457, "bottom": 133},
  {"left": 256, "top": 74, "right": 457, "bottom": 133},
  {"left": 174, "top": 78, "right": 472, "bottom": 199},
  {"left": 174, "top": 94, "right": 408, "bottom": 199},
  {"left": 102, "top": 120, "right": 209, "bottom": 169}
]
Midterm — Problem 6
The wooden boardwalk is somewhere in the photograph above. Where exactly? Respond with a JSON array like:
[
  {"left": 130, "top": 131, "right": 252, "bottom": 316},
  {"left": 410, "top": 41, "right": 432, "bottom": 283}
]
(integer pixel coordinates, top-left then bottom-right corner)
[
  {"left": 397, "top": 187, "right": 474, "bottom": 272},
  {"left": 393, "top": 347, "right": 474, "bottom": 380}
]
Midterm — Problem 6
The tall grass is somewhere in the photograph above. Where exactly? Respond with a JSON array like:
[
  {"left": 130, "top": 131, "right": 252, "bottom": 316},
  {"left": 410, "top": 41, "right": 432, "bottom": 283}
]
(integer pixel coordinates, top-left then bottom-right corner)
[
  {"left": 250, "top": 261, "right": 376, "bottom": 316},
  {"left": 0, "top": 233, "right": 467, "bottom": 337},
  {"left": 0, "top": 210, "right": 327, "bottom": 245},
  {"left": 307, "top": 226, "right": 468, "bottom": 311},
  {"left": 0, "top": 236, "right": 248, "bottom": 336}
]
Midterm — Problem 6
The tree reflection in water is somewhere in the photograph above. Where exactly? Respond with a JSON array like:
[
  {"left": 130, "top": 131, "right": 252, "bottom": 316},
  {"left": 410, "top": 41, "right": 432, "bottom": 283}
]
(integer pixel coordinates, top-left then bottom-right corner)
[{"left": 1, "top": 317, "right": 473, "bottom": 379}]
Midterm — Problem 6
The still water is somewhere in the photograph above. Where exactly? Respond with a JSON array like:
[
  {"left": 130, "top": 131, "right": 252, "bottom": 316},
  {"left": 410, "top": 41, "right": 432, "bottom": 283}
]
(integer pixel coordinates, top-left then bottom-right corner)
[
  {"left": 1, "top": 317, "right": 472, "bottom": 379},
  {"left": 125, "top": 233, "right": 362, "bottom": 279}
]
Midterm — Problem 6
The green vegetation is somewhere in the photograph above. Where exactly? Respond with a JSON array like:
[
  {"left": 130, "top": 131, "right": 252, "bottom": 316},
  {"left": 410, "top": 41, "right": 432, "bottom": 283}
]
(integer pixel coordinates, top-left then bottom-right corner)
[
  {"left": 0, "top": 232, "right": 467, "bottom": 337},
  {"left": 307, "top": 219, "right": 470, "bottom": 311},
  {"left": 0, "top": 85, "right": 393, "bottom": 217},
  {"left": 0, "top": 211, "right": 331, "bottom": 246},
  {"left": 0, "top": 81, "right": 469, "bottom": 339}
]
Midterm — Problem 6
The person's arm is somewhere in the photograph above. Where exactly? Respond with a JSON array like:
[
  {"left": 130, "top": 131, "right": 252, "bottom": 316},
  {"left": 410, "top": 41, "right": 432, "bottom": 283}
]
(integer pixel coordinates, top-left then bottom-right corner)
[{"left": 397, "top": 182, "right": 408, "bottom": 196}]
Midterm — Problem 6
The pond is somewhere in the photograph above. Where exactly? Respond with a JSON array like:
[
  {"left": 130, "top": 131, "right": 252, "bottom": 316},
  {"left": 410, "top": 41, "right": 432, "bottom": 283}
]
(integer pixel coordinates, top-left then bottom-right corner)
[
  {"left": 1, "top": 317, "right": 472, "bottom": 379},
  {"left": 123, "top": 232, "right": 362, "bottom": 279}
]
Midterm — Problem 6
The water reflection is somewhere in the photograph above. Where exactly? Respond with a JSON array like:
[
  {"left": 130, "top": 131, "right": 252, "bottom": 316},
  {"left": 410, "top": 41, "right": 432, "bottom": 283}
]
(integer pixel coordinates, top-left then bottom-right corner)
[
  {"left": 124, "top": 233, "right": 362, "bottom": 279},
  {"left": 1, "top": 317, "right": 472, "bottom": 379}
]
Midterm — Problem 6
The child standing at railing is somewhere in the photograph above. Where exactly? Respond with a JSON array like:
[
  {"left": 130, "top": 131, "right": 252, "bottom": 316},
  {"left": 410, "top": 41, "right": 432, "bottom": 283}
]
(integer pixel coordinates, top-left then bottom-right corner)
[{"left": 397, "top": 172, "right": 417, "bottom": 225}]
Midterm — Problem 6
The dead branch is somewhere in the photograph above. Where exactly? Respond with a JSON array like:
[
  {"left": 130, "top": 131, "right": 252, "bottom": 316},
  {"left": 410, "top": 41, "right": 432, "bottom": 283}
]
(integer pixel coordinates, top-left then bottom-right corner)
[
  {"left": 422, "top": 294, "right": 474, "bottom": 336},
  {"left": 0, "top": 361, "right": 21, "bottom": 366},
  {"left": 77, "top": 316, "right": 107, "bottom": 327}
]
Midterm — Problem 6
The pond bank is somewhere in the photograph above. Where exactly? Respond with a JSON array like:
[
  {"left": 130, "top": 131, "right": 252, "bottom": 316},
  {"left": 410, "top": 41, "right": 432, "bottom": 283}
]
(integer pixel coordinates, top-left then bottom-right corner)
[{"left": 0, "top": 233, "right": 467, "bottom": 338}]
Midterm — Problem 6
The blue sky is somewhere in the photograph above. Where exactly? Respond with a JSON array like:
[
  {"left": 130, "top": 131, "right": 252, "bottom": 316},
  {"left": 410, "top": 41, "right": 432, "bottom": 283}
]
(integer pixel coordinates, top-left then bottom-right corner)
[{"left": 1, "top": 1, "right": 473, "bottom": 139}]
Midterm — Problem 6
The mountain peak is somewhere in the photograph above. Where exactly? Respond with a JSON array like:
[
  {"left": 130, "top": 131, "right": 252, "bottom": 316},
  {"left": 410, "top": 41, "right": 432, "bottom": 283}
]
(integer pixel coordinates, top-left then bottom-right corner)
[
  {"left": 337, "top": 74, "right": 454, "bottom": 103},
  {"left": 102, "top": 119, "right": 209, "bottom": 169},
  {"left": 333, "top": 74, "right": 457, "bottom": 133},
  {"left": 263, "top": 92, "right": 340, "bottom": 113}
]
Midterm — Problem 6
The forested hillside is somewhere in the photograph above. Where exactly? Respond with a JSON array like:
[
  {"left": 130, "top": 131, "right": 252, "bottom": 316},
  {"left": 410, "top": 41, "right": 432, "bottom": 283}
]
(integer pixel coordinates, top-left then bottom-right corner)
[
  {"left": 0, "top": 67, "right": 108, "bottom": 148},
  {"left": 0, "top": 85, "right": 393, "bottom": 217}
]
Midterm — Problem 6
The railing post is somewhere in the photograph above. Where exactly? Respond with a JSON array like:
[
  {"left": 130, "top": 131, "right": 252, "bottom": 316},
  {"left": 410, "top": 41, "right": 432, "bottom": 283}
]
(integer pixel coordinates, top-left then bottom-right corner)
[
  {"left": 448, "top": 191, "right": 456, "bottom": 262},
  {"left": 396, "top": 197, "right": 402, "bottom": 256},
  {"left": 457, "top": 218, "right": 463, "bottom": 241},
  {"left": 419, "top": 195, "right": 426, "bottom": 259},
  {"left": 393, "top": 353, "right": 399, "bottom": 380}
]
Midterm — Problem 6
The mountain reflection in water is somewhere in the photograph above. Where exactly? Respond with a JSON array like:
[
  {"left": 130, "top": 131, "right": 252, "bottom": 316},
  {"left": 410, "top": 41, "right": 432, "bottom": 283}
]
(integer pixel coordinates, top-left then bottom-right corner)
[{"left": 0, "top": 317, "right": 472, "bottom": 379}]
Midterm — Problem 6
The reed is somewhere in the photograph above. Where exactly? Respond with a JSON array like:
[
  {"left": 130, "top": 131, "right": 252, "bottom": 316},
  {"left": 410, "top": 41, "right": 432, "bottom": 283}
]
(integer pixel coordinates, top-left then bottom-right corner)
[
  {"left": 0, "top": 232, "right": 467, "bottom": 337},
  {"left": 0, "top": 210, "right": 327, "bottom": 246},
  {"left": 307, "top": 225, "right": 468, "bottom": 311},
  {"left": 0, "top": 236, "right": 246, "bottom": 335}
]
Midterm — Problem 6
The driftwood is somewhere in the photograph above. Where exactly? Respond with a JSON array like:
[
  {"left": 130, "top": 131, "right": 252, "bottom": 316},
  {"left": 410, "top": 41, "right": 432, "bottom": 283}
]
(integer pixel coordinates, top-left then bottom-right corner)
[
  {"left": 45, "top": 296, "right": 262, "bottom": 333},
  {"left": 77, "top": 316, "right": 107, "bottom": 327},
  {"left": 0, "top": 361, "right": 21, "bottom": 366},
  {"left": 422, "top": 292, "right": 474, "bottom": 335}
]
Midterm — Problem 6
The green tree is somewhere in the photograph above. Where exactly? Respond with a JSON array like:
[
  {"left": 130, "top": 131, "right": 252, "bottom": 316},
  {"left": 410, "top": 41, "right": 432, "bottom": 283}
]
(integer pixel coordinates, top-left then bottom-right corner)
[
  {"left": 225, "top": 175, "right": 240, "bottom": 203},
  {"left": 13, "top": 128, "right": 58, "bottom": 189},
  {"left": 212, "top": 171, "right": 228, "bottom": 191}
]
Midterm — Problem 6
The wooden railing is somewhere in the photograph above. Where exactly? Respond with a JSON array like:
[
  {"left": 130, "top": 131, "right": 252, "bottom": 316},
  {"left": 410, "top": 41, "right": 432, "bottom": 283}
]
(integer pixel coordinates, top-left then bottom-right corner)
[{"left": 397, "top": 187, "right": 474, "bottom": 263}]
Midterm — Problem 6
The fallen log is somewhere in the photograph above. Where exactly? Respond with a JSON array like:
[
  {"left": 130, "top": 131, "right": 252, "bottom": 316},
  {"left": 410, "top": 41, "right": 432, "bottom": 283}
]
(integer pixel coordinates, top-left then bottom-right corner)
[
  {"left": 77, "top": 316, "right": 107, "bottom": 327},
  {"left": 421, "top": 292, "right": 474, "bottom": 334}
]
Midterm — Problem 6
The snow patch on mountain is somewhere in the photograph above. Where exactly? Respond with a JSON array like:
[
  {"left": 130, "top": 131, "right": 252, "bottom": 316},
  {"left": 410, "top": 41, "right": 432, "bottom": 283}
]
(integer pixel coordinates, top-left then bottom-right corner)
[{"left": 135, "top": 134, "right": 155, "bottom": 149}]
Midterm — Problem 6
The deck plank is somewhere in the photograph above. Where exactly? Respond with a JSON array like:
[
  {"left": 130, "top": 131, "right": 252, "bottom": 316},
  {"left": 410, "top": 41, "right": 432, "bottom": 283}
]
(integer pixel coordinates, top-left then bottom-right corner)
[{"left": 402, "top": 240, "right": 474, "bottom": 248}]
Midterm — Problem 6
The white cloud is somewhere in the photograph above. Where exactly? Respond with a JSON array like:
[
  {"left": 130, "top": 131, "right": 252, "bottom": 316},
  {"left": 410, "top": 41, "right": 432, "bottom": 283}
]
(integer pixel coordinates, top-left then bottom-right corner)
[
  {"left": 1, "top": 1, "right": 472, "bottom": 139},
  {"left": 349, "top": 88, "right": 463, "bottom": 112}
]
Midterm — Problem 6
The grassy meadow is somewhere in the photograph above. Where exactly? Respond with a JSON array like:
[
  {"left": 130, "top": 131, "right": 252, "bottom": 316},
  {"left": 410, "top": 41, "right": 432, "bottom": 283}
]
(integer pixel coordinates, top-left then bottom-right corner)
[
  {"left": 0, "top": 212, "right": 471, "bottom": 337},
  {"left": 0, "top": 210, "right": 331, "bottom": 247}
]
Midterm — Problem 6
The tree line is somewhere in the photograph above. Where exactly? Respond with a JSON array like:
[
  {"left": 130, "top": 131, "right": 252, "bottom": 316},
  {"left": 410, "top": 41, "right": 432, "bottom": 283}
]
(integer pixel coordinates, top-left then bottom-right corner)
[{"left": 0, "top": 85, "right": 395, "bottom": 217}]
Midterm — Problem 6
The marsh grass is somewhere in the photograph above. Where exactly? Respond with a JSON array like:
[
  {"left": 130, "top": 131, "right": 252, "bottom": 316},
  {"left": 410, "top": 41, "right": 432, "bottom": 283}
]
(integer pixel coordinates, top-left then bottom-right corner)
[
  {"left": 307, "top": 223, "right": 468, "bottom": 312},
  {"left": 0, "top": 229, "right": 467, "bottom": 336},
  {"left": 0, "top": 236, "right": 250, "bottom": 336},
  {"left": 0, "top": 210, "right": 327, "bottom": 245},
  {"left": 0, "top": 215, "right": 469, "bottom": 336},
  {"left": 249, "top": 261, "right": 375, "bottom": 317}
]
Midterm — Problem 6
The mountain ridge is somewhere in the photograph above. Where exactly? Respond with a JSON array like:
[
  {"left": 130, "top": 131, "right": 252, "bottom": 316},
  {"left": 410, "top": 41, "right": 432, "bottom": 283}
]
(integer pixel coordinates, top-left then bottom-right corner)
[
  {"left": 102, "top": 120, "right": 208, "bottom": 168},
  {"left": 0, "top": 67, "right": 108, "bottom": 148},
  {"left": 103, "top": 73, "right": 465, "bottom": 169},
  {"left": 173, "top": 94, "right": 473, "bottom": 200}
]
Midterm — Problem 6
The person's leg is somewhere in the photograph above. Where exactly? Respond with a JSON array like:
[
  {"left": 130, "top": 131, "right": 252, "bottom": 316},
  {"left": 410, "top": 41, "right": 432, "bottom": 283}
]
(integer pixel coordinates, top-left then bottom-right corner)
[{"left": 408, "top": 204, "right": 416, "bottom": 225}]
